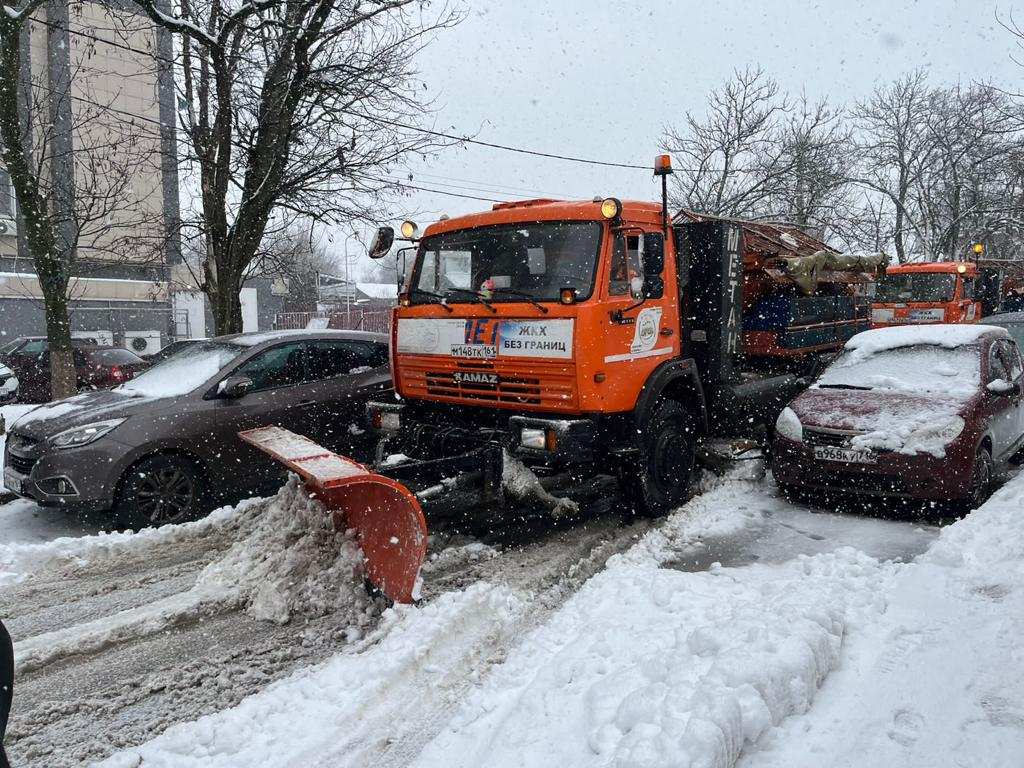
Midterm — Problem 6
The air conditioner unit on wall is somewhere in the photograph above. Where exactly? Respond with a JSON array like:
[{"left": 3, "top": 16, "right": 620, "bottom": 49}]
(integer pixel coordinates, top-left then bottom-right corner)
[{"left": 124, "top": 330, "right": 162, "bottom": 355}]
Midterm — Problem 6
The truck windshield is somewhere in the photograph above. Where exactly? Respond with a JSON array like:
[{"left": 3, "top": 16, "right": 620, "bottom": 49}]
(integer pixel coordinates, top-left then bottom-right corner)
[
  {"left": 875, "top": 273, "right": 957, "bottom": 303},
  {"left": 411, "top": 221, "right": 603, "bottom": 303}
]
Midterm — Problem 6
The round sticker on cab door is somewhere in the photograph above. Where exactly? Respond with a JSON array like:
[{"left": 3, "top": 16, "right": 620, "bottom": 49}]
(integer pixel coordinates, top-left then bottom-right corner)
[{"left": 631, "top": 307, "right": 663, "bottom": 354}]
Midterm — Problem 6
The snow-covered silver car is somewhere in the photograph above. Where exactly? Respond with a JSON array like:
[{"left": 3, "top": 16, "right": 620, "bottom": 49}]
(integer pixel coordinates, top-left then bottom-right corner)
[{"left": 2, "top": 330, "right": 391, "bottom": 527}]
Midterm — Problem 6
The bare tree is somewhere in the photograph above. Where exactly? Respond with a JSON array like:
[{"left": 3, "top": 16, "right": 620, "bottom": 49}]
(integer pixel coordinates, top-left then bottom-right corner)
[
  {"left": 850, "top": 71, "right": 936, "bottom": 262},
  {"left": 663, "top": 67, "right": 800, "bottom": 217},
  {"left": 0, "top": 1, "right": 167, "bottom": 399},
  {"left": 132, "top": 0, "right": 456, "bottom": 335}
]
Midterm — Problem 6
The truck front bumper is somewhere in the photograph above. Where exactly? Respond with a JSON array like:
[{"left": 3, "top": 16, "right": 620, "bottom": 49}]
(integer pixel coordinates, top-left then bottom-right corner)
[{"left": 367, "top": 401, "right": 599, "bottom": 467}]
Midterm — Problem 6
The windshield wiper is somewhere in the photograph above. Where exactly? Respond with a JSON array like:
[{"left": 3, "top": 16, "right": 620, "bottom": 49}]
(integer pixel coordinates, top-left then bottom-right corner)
[
  {"left": 444, "top": 288, "right": 497, "bottom": 313},
  {"left": 487, "top": 287, "right": 549, "bottom": 314},
  {"left": 819, "top": 383, "right": 872, "bottom": 390},
  {"left": 409, "top": 288, "right": 453, "bottom": 313}
]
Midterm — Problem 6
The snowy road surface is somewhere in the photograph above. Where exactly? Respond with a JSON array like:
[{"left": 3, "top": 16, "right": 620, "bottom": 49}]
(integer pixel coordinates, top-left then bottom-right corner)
[
  {"left": 0, "top": 467, "right": 947, "bottom": 768},
  {"left": 8, "top": 458, "right": 1019, "bottom": 767}
]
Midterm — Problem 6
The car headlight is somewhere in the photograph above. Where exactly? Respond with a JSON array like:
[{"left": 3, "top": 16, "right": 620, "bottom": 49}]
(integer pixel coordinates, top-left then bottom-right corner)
[
  {"left": 902, "top": 416, "right": 965, "bottom": 456},
  {"left": 775, "top": 407, "right": 803, "bottom": 443},
  {"left": 50, "top": 418, "right": 126, "bottom": 449}
]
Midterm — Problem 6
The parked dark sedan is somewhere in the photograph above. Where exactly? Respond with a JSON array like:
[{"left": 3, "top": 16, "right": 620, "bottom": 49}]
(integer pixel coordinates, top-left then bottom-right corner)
[
  {"left": 773, "top": 324, "right": 1024, "bottom": 508},
  {"left": 141, "top": 338, "right": 207, "bottom": 366},
  {"left": 9, "top": 344, "right": 147, "bottom": 402},
  {"left": 3, "top": 329, "right": 392, "bottom": 527}
]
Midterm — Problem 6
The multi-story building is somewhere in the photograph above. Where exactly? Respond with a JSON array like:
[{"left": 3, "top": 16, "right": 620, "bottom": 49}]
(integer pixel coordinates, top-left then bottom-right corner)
[{"left": 0, "top": 0, "right": 184, "bottom": 355}]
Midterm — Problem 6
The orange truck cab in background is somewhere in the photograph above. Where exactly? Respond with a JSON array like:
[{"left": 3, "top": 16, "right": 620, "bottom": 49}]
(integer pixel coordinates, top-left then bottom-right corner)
[{"left": 871, "top": 261, "right": 981, "bottom": 328}]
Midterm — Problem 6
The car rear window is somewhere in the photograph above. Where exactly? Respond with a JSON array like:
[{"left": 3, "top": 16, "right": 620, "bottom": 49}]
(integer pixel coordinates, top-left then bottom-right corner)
[{"left": 87, "top": 348, "right": 145, "bottom": 365}]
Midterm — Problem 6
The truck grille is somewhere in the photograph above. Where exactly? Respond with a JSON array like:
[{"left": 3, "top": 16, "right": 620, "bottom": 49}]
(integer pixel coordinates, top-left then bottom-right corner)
[{"left": 400, "top": 358, "right": 577, "bottom": 411}]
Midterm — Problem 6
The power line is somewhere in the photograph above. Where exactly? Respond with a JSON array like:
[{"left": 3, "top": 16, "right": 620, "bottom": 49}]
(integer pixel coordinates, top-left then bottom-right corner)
[
  {"left": 347, "top": 110, "right": 652, "bottom": 170},
  {"left": 372, "top": 176, "right": 505, "bottom": 204}
]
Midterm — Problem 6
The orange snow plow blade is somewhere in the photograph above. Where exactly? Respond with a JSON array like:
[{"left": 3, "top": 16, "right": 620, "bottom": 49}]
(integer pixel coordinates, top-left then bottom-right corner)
[{"left": 239, "top": 426, "right": 427, "bottom": 604}]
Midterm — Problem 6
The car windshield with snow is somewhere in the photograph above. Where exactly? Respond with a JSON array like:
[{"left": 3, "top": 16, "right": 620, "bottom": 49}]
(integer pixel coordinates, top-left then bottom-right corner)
[{"left": 773, "top": 324, "right": 1024, "bottom": 506}]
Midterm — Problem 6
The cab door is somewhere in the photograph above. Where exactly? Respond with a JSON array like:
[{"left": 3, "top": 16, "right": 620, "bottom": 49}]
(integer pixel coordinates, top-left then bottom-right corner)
[{"left": 601, "top": 229, "right": 676, "bottom": 410}]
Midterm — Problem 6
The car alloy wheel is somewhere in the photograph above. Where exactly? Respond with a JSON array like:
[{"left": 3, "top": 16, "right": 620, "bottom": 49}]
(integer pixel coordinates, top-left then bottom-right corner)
[{"left": 135, "top": 466, "right": 197, "bottom": 525}]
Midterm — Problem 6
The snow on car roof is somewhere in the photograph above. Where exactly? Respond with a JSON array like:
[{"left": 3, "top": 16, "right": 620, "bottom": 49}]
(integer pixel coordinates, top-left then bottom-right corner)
[
  {"left": 845, "top": 324, "right": 1008, "bottom": 358},
  {"left": 227, "top": 329, "right": 386, "bottom": 347}
]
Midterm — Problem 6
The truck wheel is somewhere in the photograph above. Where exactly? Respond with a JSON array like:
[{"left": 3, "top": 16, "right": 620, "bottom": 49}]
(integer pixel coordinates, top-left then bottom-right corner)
[
  {"left": 115, "top": 455, "right": 207, "bottom": 529},
  {"left": 621, "top": 400, "right": 696, "bottom": 518}
]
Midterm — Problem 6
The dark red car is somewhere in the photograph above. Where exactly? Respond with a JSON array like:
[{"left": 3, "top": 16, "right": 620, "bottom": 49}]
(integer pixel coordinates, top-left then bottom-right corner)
[
  {"left": 10, "top": 344, "right": 147, "bottom": 402},
  {"left": 773, "top": 324, "right": 1024, "bottom": 507}
]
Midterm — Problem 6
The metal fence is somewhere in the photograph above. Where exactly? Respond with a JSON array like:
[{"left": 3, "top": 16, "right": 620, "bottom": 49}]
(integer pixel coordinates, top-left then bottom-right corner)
[{"left": 274, "top": 308, "right": 392, "bottom": 334}]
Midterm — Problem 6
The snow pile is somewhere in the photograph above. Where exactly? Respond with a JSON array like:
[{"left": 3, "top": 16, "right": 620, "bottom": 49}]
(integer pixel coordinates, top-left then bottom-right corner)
[
  {"left": 843, "top": 323, "right": 1005, "bottom": 360},
  {"left": 0, "top": 498, "right": 256, "bottom": 586},
  {"left": 192, "top": 476, "right": 369, "bottom": 625},
  {"left": 617, "top": 478, "right": 767, "bottom": 567},
  {"left": 98, "top": 583, "right": 525, "bottom": 768},
  {"left": 414, "top": 547, "right": 893, "bottom": 768},
  {"left": 13, "top": 477, "right": 374, "bottom": 673},
  {"left": 741, "top": 473, "right": 1024, "bottom": 767}
]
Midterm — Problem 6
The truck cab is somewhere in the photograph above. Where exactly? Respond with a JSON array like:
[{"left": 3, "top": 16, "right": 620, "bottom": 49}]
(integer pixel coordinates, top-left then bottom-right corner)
[
  {"left": 367, "top": 168, "right": 874, "bottom": 517},
  {"left": 871, "top": 262, "right": 980, "bottom": 327}
]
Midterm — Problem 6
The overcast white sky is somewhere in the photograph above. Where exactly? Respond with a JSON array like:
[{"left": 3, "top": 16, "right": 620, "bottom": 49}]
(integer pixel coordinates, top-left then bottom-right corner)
[
  {"left": 337, "top": 0, "right": 1023, "bottom": 268},
  {"left": 391, "top": 0, "right": 1020, "bottom": 215}
]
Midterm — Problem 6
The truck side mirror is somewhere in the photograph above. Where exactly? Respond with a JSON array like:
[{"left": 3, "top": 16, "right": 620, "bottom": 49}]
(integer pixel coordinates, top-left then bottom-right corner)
[
  {"left": 368, "top": 226, "right": 394, "bottom": 260},
  {"left": 642, "top": 233, "right": 664, "bottom": 299}
]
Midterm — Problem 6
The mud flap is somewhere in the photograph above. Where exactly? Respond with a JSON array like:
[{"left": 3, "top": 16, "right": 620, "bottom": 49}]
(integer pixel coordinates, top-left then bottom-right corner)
[{"left": 240, "top": 426, "right": 428, "bottom": 604}]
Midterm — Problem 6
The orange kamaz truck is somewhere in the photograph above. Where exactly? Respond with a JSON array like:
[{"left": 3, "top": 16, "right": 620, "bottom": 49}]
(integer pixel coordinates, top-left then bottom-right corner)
[
  {"left": 870, "top": 261, "right": 982, "bottom": 327},
  {"left": 351, "top": 157, "right": 877, "bottom": 519}
]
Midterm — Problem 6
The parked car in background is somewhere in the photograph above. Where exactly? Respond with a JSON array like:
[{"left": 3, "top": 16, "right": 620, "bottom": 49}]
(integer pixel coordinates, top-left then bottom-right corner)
[
  {"left": 2, "top": 330, "right": 392, "bottom": 527},
  {"left": 773, "top": 324, "right": 1024, "bottom": 508},
  {"left": 0, "top": 363, "right": 16, "bottom": 403},
  {"left": 982, "top": 311, "right": 1024, "bottom": 349},
  {"left": 140, "top": 338, "right": 207, "bottom": 365},
  {"left": 10, "top": 345, "right": 148, "bottom": 402}
]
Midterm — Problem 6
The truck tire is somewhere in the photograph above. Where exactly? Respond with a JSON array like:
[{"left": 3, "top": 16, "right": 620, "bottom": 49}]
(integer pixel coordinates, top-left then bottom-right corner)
[
  {"left": 115, "top": 454, "right": 208, "bottom": 529},
  {"left": 621, "top": 400, "right": 696, "bottom": 518}
]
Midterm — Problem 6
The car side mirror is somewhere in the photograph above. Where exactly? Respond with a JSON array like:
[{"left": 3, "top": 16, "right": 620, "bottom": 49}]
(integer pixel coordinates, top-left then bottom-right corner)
[
  {"left": 218, "top": 375, "right": 254, "bottom": 399},
  {"left": 368, "top": 226, "right": 394, "bottom": 260},
  {"left": 986, "top": 378, "right": 1019, "bottom": 396}
]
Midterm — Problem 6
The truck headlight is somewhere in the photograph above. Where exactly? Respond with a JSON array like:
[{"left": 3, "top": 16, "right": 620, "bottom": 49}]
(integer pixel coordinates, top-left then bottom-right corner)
[
  {"left": 775, "top": 407, "right": 803, "bottom": 443},
  {"left": 871, "top": 308, "right": 895, "bottom": 324},
  {"left": 520, "top": 427, "right": 547, "bottom": 450},
  {"left": 50, "top": 418, "right": 125, "bottom": 449}
]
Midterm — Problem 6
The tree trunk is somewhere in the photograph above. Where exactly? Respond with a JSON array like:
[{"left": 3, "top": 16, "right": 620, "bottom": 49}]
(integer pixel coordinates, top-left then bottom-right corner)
[
  {"left": 0, "top": 9, "right": 77, "bottom": 401},
  {"left": 210, "top": 276, "right": 244, "bottom": 335}
]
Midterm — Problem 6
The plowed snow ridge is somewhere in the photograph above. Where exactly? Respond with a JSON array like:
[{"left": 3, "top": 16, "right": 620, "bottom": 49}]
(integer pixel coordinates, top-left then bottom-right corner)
[{"left": 13, "top": 477, "right": 372, "bottom": 673}]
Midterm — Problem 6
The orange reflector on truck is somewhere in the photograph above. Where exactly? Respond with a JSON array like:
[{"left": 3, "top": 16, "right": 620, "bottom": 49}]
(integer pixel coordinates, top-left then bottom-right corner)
[{"left": 239, "top": 426, "right": 427, "bottom": 604}]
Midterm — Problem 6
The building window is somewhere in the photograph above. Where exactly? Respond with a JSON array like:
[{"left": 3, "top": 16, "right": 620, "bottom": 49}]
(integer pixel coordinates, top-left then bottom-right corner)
[{"left": 0, "top": 166, "right": 13, "bottom": 218}]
